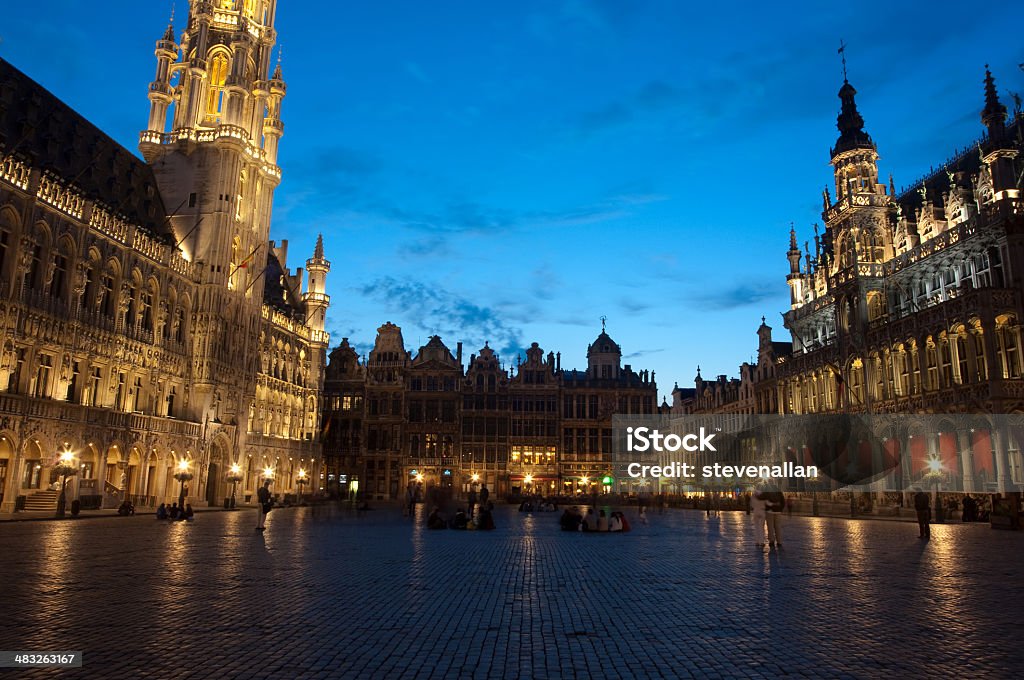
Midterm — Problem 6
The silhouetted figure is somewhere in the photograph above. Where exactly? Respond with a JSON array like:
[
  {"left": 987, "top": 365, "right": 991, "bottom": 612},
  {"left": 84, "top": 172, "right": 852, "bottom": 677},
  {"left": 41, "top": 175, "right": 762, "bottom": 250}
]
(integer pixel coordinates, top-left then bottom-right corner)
[
  {"left": 914, "top": 489, "right": 931, "bottom": 539},
  {"left": 256, "top": 480, "right": 273, "bottom": 531},
  {"left": 478, "top": 502, "right": 495, "bottom": 530},
  {"left": 427, "top": 506, "right": 446, "bottom": 529}
]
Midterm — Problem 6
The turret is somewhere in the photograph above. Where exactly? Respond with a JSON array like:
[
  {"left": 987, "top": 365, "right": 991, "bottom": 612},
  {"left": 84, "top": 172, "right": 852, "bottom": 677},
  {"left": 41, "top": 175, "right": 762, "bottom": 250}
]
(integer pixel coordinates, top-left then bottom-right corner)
[
  {"left": 145, "top": 12, "right": 178, "bottom": 134},
  {"left": 981, "top": 66, "right": 1008, "bottom": 140},
  {"left": 303, "top": 234, "right": 330, "bottom": 341}
]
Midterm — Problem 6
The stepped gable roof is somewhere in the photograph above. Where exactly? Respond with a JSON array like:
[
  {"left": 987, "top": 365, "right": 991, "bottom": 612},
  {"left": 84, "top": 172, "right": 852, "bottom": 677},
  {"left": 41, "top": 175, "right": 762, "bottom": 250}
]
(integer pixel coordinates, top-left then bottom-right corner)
[
  {"left": 0, "top": 58, "right": 172, "bottom": 241},
  {"left": 263, "top": 249, "right": 303, "bottom": 317},
  {"left": 413, "top": 335, "right": 458, "bottom": 366}
]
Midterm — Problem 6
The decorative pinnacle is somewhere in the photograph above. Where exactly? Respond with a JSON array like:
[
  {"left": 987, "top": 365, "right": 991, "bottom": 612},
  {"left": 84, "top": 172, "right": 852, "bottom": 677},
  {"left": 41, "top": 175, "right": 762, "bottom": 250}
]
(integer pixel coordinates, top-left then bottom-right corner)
[
  {"left": 789, "top": 222, "right": 798, "bottom": 250},
  {"left": 314, "top": 233, "right": 324, "bottom": 259},
  {"left": 981, "top": 65, "right": 1007, "bottom": 135},
  {"left": 272, "top": 45, "right": 283, "bottom": 80},
  {"left": 163, "top": 2, "right": 176, "bottom": 42}
]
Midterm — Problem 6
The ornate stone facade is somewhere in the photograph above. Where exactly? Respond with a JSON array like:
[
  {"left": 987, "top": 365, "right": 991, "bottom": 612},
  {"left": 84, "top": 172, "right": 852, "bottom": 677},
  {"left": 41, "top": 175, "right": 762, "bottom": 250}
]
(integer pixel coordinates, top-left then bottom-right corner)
[
  {"left": 675, "top": 68, "right": 1024, "bottom": 495},
  {"left": 322, "top": 324, "right": 658, "bottom": 500},
  {"left": 0, "top": 0, "right": 328, "bottom": 512}
]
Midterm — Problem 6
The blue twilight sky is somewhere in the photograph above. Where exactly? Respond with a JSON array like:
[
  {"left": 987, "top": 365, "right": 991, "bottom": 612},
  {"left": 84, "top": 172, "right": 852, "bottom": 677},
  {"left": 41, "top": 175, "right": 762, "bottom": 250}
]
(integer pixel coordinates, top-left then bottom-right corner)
[{"left": 2, "top": 1, "right": 1023, "bottom": 399}]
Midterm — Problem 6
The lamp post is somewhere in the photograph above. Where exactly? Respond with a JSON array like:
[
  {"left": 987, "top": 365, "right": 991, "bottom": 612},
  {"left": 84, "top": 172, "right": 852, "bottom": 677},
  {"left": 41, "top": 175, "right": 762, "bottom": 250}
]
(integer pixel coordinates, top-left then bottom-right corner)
[
  {"left": 173, "top": 459, "right": 193, "bottom": 510},
  {"left": 296, "top": 468, "right": 308, "bottom": 504},
  {"left": 53, "top": 449, "right": 79, "bottom": 518},
  {"left": 225, "top": 463, "right": 243, "bottom": 510}
]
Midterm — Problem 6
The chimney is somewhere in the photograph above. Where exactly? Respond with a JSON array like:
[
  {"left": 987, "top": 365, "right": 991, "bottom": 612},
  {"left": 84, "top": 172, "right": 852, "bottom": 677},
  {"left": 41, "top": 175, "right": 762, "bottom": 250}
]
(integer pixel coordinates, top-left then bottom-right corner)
[{"left": 456, "top": 342, "right": 463, "bottom": 366}]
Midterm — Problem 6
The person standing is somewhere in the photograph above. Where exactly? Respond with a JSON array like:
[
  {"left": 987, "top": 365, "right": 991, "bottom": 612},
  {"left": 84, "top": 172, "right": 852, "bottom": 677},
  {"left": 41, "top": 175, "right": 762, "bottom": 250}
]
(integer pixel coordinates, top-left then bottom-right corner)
[
  {"left": 479, "top": 483, "right": 489, "bottom": 508},
  {"left": 914, "top": 487, "right": 931, "bottom": 539},
  {"left": 404, "top": 483, "right": 415, "bottom": 518},
  {"left": 256, "top": 479, "right": 273, "bottom": 531},
  {"left": 467, "top": 486, "right": 478, "bottom": 521},
  {"left": 765, "top": 489, "right": 785, "bottom": 547},
  {"left": 750, "top": 489, "right": 769, "bottom": 548}
]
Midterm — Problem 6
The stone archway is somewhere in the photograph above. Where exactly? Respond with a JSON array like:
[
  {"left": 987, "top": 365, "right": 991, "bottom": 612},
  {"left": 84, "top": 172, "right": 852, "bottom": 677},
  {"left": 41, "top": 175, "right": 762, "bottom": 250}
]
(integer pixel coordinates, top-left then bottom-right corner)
[{"left": 205, "top": 437, "right": 230, "bottom": 508}]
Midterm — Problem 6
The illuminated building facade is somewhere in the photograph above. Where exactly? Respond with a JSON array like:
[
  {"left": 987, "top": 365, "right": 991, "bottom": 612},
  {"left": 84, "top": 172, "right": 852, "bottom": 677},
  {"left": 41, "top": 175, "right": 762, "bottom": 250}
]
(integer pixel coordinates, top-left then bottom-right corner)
[
  {"left": 676, "top": 69, "right": 1024, "bottom": 495},
  {"left": 322, "top": 325, "right": 658, "bottom": 500},
  {"left": 0, "top": 0, "right": 328, "bottom": 513}
]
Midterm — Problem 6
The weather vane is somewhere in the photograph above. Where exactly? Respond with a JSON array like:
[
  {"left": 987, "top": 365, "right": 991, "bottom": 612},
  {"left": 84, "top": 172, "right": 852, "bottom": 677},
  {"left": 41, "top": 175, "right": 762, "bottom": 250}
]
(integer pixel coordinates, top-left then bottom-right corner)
[
  {"left": 838, "top": 39, "right": 848, "bottom": 82},
  {"left": 600, "top": 315, "right": 607, "bottom": 332}
]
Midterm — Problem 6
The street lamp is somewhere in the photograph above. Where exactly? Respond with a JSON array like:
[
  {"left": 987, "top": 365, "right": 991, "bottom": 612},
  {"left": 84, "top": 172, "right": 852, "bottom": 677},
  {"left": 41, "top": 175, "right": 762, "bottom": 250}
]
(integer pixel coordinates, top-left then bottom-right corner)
[
  {"left": 53, "top": 449, "right": 78, "bottom": 518},
  {"left": 296, "top": 468, "right": 308, "bottom": 503},
  {"left": 225, "top": 462, "right": 243, "bottom": 510},
  {"left": 173, "top": 459, "right": 193, "bottom": 510}
]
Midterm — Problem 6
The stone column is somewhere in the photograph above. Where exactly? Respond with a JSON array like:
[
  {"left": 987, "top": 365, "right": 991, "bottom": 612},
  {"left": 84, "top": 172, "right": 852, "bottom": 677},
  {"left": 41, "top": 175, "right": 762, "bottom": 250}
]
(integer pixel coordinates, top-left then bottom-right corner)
[{"left": 992, "top": 421, "right": 1012, "bottom": 494}]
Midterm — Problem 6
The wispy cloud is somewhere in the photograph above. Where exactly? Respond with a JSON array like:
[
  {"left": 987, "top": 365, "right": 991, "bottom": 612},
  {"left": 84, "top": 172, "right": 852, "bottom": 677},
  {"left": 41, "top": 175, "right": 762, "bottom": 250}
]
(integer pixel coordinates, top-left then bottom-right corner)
[
  {"left": 397, "top": 235, "right": 452, "bottom": 259},
  {"left": 687, "top": 280, "right": 781, "bottom": 310},
  {"left": 624, "top": 348, "right": 664, "bottom": 360},
  {"left": 357, "top": 276, "right": 527, "bottom": 359},
  {"left": 404, "top": 61, "right": 432, "bottom": 85}
]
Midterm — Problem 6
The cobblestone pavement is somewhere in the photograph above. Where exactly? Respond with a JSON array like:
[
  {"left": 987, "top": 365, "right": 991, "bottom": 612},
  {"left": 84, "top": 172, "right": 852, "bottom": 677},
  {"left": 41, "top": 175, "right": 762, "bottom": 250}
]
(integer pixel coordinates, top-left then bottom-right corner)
[{"left": 0, "top": 503, "right": 1021, "bottom": 679}]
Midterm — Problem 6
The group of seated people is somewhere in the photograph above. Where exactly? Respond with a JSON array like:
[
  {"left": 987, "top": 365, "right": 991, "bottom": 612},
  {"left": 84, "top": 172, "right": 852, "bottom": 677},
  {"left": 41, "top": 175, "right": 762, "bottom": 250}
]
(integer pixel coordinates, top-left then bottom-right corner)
[
  {"left": 155, "top": 502, "right": 194, "bottom": 521},
  {"left": 117, "top": 500, "right": 135, "bottom": 516},
  {"left": 560, "top": 507, "right": 630, "bottom": 532},
  {"left": 427, "top": 504, "right": 495, "bottom": 530},
  {"left": 518, "top": 498, "right": 558, "bottom": 512}
]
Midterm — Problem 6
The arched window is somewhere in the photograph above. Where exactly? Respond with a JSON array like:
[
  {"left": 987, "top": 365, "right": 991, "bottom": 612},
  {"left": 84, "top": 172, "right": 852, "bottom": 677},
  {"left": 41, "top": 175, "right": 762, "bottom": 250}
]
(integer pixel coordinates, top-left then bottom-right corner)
[
  {"left": 50, "top": 249, "right": 68, "bottom": 300},
  {"left": 205, "top": 53, "right": 229, "bottom": 121},
  {"left": 27, "top": 237, "right": 44, "bottom": 291}
]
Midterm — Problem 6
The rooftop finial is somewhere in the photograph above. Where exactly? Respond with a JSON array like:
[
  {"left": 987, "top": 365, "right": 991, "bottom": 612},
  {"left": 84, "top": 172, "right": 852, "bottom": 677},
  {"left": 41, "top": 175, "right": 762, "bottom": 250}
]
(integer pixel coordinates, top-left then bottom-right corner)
[
  {"left": 272, "top": 45, "right": 283, "bottom": 80},
  {"left": 981, "top": 65, "right": 1008, "bottom": 138},
  {"left": 314, "top": 233, "right": 324, "bottom": 259},
  {"left": 162, "top": 1, "right": 176, "bottom": 41},
  {"left": 600, "top": 315, "right": 607, "bottom": 332},
  {"left": 838, "top": 39, "right": 848, "bottom": 82}
]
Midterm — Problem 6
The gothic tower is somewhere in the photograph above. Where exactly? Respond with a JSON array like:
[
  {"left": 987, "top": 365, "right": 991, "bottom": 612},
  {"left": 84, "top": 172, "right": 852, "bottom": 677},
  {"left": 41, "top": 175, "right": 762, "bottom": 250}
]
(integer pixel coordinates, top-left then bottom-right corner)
[
  {"left": 140, "top": 0, "right": 285, "bottom": 291},
  {"left": 139, "top": 1, "right": 287, "bottom": 424},
  {"left": 825, "top": 78, "right": 893, "bottom": 274},
  {"left": 303, "top": 234, "right": 330, "bottom": 335}
]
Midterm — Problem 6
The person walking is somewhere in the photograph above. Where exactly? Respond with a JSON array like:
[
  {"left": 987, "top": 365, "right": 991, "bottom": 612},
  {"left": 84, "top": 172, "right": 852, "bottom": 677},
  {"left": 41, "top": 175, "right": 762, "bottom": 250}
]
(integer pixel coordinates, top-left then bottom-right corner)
[
  {"left": 914, "top": 487, "right": 931, "bottom": 539},
  {"left": 750, "top": 489, "right": 769, "bottom": 548},
  {"left": 256, "top": 479, "right": 273, "bottom": 531},
  {"left": 765, "top": 489, "right": 785, "bottom": 547}
]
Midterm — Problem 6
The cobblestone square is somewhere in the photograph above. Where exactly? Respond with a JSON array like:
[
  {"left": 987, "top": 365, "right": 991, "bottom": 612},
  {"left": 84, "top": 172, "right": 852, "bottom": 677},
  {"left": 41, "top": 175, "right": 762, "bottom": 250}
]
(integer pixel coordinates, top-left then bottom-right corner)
[{"left": 1, "top": 505, "right": 1022, "bottom": 679}]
